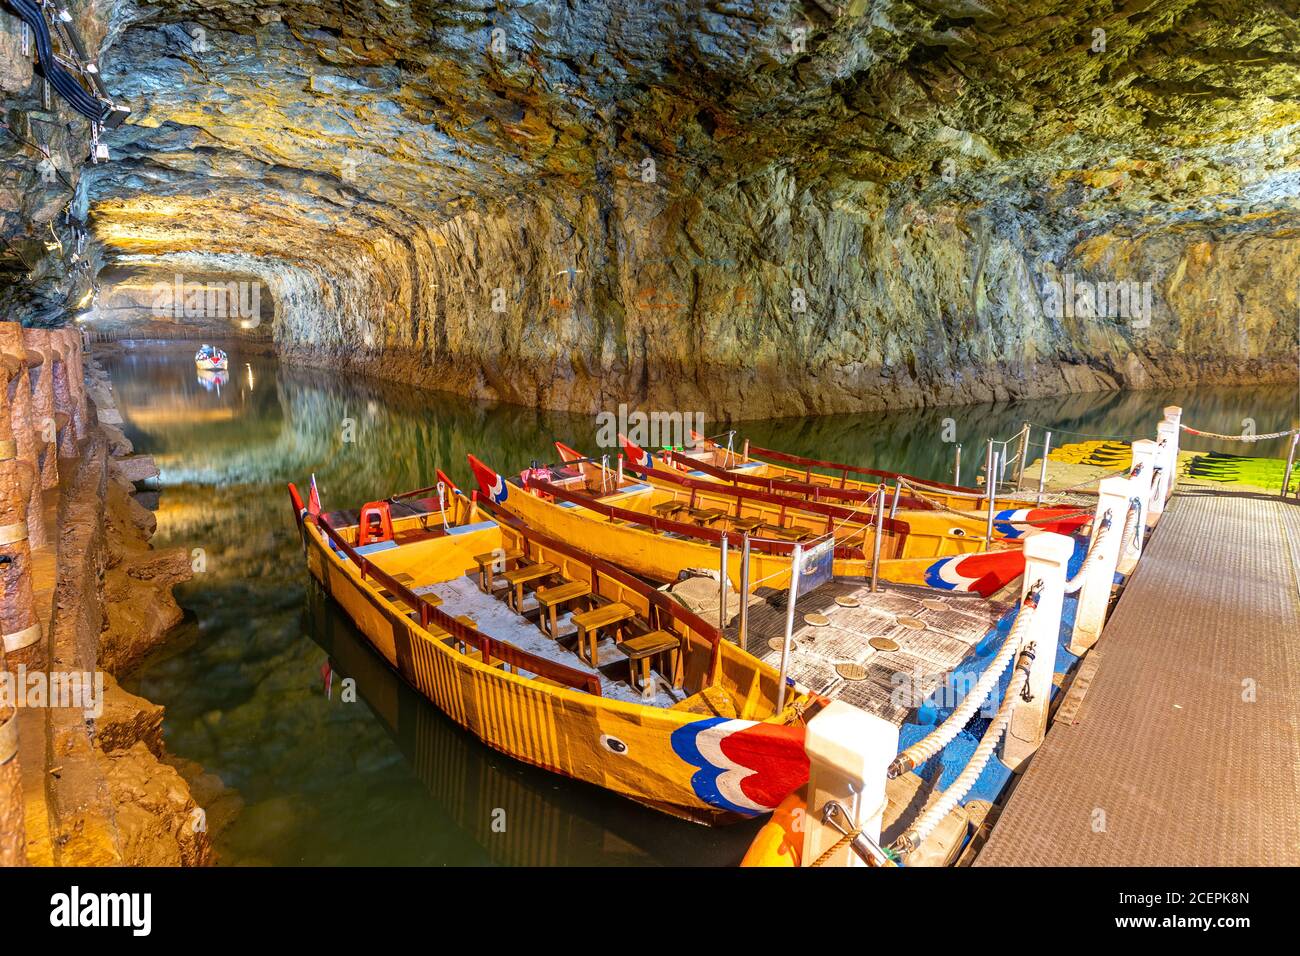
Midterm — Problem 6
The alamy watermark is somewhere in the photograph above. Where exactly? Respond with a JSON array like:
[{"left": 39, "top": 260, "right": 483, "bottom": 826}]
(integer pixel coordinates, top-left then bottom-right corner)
[
  {"left": 1041, "top": 272, "right": 1154, "bottom": 329},
  {"left": 0, "top": 667, "right": 103, "bottom": 719},
  {"left": 151, "top": 274, "right": 262, "bottom": 328},
  {"left": 594, "top": 404, "right": 705, "bottom": 450}
]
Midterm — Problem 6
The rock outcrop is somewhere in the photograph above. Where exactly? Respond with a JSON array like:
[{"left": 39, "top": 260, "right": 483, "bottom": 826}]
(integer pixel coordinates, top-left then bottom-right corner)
[{"left": 3, "top": 2, "right": 1298, "bottom": 416}]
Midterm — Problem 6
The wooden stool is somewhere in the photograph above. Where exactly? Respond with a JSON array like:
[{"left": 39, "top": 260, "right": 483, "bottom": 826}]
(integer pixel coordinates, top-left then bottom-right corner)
[
  {"left": 687, "top": 507, "right": 727, "bottom": 526},
  {"left": 730, "top": 516, "right": 763, "bottom": 534},
  {"left": 617, "top": 630, "right": 681, "bottom": 693},
  {"left": 535, "top": 580, "right": 592, "bottom": 638},
  {"left": 473, "top": 549, "right": 522, "bottom": 593},
  {"left": 572, "top": 602, "right": 635, "bottom": 666},
  {"left": 502, "top": 561, "right": 557, "bottom": 611},
  {"left": 651, "top": 501, "right": 686, "bottom": 520}
]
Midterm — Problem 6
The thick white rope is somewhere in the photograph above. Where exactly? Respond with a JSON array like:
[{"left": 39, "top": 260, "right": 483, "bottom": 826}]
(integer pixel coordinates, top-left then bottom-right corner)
[
  {"left": 886, "top": 584, "right": 1040, "bottom": 778},
  {"left": 895, "top": 642, "right": 1035, "bottom": 854},
  {"left": 1063, "top": 509, "right": 1111, "bottom": 594}
]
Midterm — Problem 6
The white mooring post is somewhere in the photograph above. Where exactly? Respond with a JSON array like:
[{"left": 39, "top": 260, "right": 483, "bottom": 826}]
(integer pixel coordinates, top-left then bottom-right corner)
[
  {"left": 1151, "top": 420, "right": 1180, "bottom": 521},
  {"left": 1161, "top": 406, "right": 1182, "bottom": 500},
  {"left": 1001, "top": 531, "right": 1074, "bottom": 773},
  {"left": 1069, "top": 475, "right": 1133, "bottom": 655},
  {"left": 801, "top": 701, "right": 899, "bottom": 867},
  {"left": 1128, "top": 437, "right": 1159, "bottom": 537}
]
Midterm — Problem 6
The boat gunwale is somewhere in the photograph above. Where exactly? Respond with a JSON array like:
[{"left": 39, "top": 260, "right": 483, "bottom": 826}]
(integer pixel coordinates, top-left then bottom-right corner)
[
  {"left": 521, "top": 475, "right": 878, "bottom": 560},
  {"left": 558, "top": 441, "right": 916, "bottom": 536},
  {"left": 312, "top": 508, "right": 604, "bottom": 696},
  {"left": 735, "top": 438, "right": 980, "bottom": 496}
]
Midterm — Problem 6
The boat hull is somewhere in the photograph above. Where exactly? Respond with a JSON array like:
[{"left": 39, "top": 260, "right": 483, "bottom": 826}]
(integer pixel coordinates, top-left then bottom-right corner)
[{"left": 297, "top": 507, "right": 810, "bottom": 824}]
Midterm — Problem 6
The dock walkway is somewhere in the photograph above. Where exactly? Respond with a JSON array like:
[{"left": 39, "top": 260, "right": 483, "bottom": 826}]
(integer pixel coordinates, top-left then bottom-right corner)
[{"left": 976, "top": 490, "right": 1300, "bottom": 865}]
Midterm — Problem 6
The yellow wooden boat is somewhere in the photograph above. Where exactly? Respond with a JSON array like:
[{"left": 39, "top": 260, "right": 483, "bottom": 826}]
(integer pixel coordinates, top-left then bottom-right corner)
[
  {"left": 287, "top": 478, "right": 815, "bottom": 824},
  {"left": 556, "top": 440, "right": 1092, "bottom": 546},
  {"left": 468, "top": 454, "right": 1029, "bottom": 597},
  {"left": 684, "top": 431, "right": 1046, "bottom": 513}
]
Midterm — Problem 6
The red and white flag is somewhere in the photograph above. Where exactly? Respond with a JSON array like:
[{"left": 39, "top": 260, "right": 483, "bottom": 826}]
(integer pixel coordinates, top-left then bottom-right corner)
[{"left": 307, "top": 473, "right": 321, "bottom": 516}]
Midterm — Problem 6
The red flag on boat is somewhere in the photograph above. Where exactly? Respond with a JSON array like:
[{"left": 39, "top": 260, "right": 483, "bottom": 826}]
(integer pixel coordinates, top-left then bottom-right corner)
[
  {"left": 307, "top": 473, "right": 321, "bottom": 516},
  {"left": 620, "top": 434, "right": 657, "bottom": 471},
  {"left": 321, "top": 660, "right": 333, "bottom": 699},
  {"left": 467, "top": 454, "right": 509, "bottom": 503}
]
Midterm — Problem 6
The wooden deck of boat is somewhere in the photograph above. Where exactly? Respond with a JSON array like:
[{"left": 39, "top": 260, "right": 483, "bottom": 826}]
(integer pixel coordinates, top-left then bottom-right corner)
[
  {"left": 729, "top": 580, "right": 1011, "bottom": 726},
  {"left": 975, "top": 490, "right": 1300, "bottom": 866}
]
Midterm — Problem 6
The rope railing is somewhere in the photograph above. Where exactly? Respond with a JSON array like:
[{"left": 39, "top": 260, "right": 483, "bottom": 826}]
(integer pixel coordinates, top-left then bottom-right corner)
[
  {"left": 894, "top": 640, "right": 1038, "bottom": 855},
  {"left": 1179, "top": 424, "right": 1299, "bottom": 442},
  {"left": 1063, "top": 509, "right": 1111, "bottom": 595},
  {"left": 886, "top": 581, "right": 1042, "bottom": 779}
]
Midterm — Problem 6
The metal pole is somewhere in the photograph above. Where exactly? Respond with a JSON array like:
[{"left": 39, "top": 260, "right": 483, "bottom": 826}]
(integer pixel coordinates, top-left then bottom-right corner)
[
  {"left": 737, "top": 533, "right": 751, "bottom": 647},
  {"left": 1036, "top": 430, "right": 1052, "bottom": 505},
  {"left": 889, "top": 482, "right": 902, "bottom": 520},
  {"left": 776, "top": 543, "right": 803, "bottom": 713},
  {"left": 1281, "top": 432, "right": 1299, "bottom": 500},
  {"left": 953, "top": 443, "right": 962, "bottom": 486},
  {"left": 718, "top": 532, "right": 729, "bottom": 632},
  {"left": 984, "top": 439, "right": 995, "bottom": 507},
  {"left": 1015, "top": 423, "right": 1030, "bottom": 487},
  {"left": 985, "top": 451, "right": 999, "bottom": 546},
  {"left": 871, "top": 483, "right": 886, "bottom": 593}
]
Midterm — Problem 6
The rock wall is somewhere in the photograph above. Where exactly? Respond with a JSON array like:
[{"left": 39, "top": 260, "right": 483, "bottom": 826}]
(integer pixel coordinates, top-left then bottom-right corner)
[
  {"left": 44, "top": 425, "right": 214, "bottom": 866},
  {"left": 274, "top": 181, "right": 1298, "bottom": 419}
]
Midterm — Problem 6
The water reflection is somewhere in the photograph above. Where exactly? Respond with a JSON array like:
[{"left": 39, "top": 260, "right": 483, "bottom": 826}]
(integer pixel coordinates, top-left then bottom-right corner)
[
  {"left": 196, "top": 369, "right": 229, "bottom": 392},
  {"left": 105, "top": 347, "right": 1295, "bottom": 865}
]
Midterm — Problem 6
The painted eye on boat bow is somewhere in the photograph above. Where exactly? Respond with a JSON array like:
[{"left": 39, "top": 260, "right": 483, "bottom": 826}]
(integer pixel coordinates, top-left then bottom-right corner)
[{"left": 600, "top": 734, "right": 629, "bottom": 755}]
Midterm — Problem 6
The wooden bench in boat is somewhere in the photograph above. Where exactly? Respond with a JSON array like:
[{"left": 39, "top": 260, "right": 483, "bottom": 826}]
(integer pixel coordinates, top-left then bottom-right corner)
[
  {"left": 503, "top": 561, "right": 557, "bottom": 611},
  {"left": 616, "top": 629, "right": 681, "bottom": 692},
  {"left": 572, "top": 601, "right": 635, "bottom": 666},
  {"left": 473, "top": 549, "right": 523, "bottom": 593},
  {"left": 651, "top": 501, "right": 687, "bottom": 519},
  {"left": 535, "top": 580, "right": 592, "bottom": 639},
  {"left": 378, "top": 573, "right": 439, "bottom": 611},
  {"left": 762, "top": 523, "right": 816, "bottom": 542},
  {"left": 670, "top": 685, "right": 738, "bottom": 718},
  {"left": 729, "top": 516, "right": 763, "bottom": 534},
  {"left": 686, "top": 507, "right": 728, "bottom": 526}
]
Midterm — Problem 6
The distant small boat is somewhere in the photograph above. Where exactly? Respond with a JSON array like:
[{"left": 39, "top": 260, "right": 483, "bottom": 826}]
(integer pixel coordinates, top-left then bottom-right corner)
[{"left": 195, "top": 345, "right": 227, "bottom": 371}]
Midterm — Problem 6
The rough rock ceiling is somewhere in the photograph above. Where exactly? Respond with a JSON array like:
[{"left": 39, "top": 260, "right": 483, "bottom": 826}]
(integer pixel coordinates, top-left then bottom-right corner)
[
  {"left": 86, "top": 1, "right": 1300, "bottom": 254},
  {"left": 2, "top": 1, "right": 1298, "bottom": 414}
]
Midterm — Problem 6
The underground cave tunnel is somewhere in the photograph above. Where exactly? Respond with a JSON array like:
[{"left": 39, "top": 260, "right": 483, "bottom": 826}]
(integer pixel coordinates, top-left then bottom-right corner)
[{"left": 0, "top": 0, "right": 1298, "bottom": 897}]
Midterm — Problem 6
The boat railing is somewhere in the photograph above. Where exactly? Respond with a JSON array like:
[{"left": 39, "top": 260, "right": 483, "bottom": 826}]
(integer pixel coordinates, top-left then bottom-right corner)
[
  {"left": 742, "top": 441, "right": 978, "bottom": 495},
  {"left": 647, "top": 451, "right": 914, "bottom": 535},
  {"left": 527, "top": 477, "right": 868, "bottom": 560},
  {"left": 310, "top": 508, "right": 602, "bottom": 697}
]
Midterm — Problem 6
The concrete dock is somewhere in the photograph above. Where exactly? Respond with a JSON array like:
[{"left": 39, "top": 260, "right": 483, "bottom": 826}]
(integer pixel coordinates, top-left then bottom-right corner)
[{"left": 976, "top": 490, "right": 1300, "bottom": 866}]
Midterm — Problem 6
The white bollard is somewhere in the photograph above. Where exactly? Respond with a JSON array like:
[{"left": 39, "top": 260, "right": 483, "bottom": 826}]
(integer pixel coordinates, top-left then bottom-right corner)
[
  {"left": 801, "top": 700, "right": 898, "bottom": 867},
  {"left": 1123, "top": 438, "right": 1159, "bottom": 558},
  {"left": 1069, "top": 475, "right": 1133, "bottom": 654},
  {"left": 1161, "top": 406, "right": 1182, "bottom": 492},
  {"left": 1001, "top": 531, "right": 1074, "bottom": 773},
  {"left": 1152, "top": 420, "right": 1180, "bottom": 519}
]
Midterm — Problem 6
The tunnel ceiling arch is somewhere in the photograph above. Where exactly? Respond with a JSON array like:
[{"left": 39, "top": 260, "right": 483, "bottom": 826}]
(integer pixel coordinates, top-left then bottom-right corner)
[{"left": 7, "top": 1, "right": 1300, "bottom": 416}]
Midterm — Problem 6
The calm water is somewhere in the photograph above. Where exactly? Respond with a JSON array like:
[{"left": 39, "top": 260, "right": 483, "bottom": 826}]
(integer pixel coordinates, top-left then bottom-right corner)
[{"left": 106, "top": 349, "right": 1297, "bottom": 865}]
